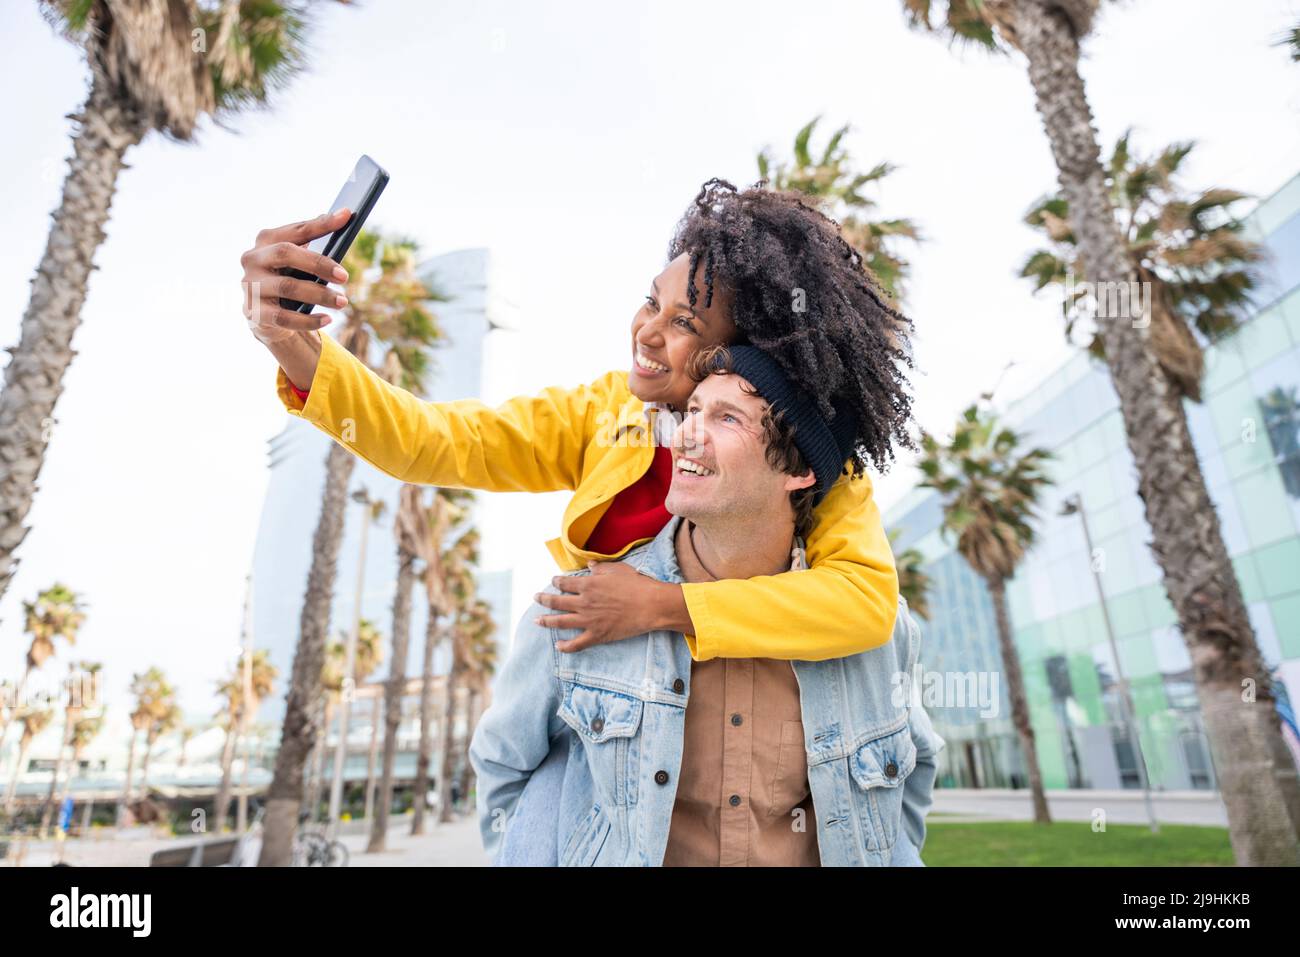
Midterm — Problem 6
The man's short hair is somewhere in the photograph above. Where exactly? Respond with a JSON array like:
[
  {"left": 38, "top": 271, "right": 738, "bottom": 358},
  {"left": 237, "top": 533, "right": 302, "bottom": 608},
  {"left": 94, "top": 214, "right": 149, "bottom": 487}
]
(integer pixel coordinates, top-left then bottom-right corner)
[{"left": 685, "top": 344, "right": 818, "bottom": 540}]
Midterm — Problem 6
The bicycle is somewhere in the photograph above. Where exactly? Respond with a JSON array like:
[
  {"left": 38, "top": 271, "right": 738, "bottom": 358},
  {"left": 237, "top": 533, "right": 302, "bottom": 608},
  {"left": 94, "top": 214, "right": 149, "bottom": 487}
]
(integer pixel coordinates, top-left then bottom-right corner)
[{"left": 292, "top": 811, "right": 349, "bottom": 867}]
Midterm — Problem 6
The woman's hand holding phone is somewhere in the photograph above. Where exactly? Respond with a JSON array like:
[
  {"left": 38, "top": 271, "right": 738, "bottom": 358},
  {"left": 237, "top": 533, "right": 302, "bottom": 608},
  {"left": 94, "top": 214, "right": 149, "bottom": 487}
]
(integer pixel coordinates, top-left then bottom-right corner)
[{"left": 240, "top": 208, "right": 352, "bottom": 347}]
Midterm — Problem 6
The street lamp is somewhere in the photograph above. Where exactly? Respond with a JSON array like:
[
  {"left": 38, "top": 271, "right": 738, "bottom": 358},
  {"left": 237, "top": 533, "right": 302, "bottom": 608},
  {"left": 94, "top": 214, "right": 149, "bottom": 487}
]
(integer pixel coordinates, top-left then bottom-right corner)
[
  {"left": 1059, "top": 492, "right": 1159, "bottom": 833},
  {"left": 236, "top": 574, "right": 254, "bottom": 833}
]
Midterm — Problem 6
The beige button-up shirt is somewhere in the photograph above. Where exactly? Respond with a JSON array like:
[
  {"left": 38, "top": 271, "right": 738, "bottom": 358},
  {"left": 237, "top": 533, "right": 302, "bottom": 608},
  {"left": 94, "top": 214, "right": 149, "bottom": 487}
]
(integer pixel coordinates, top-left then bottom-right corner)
[{"left": 663, "top": 533, "right": 819, "bottom": 867}]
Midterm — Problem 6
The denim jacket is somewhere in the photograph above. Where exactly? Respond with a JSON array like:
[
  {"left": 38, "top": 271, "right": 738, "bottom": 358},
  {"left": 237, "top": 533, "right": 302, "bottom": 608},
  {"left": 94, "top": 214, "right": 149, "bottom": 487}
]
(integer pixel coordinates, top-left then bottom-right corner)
[{"left": 470, "top": 514, "right": 945, "bottom": 866}]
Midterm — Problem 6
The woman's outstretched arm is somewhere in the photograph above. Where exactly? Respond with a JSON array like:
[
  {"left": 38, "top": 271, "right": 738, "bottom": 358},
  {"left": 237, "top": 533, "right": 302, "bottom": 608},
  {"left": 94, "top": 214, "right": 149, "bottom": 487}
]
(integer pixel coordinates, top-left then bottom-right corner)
[{"left": 274, "top": 328, "right": 624, "bottom": 494}]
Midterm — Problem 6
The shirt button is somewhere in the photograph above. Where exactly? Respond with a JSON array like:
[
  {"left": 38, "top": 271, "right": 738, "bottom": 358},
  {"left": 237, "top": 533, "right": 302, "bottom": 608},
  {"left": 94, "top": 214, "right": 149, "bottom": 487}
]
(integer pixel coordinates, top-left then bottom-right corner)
[
  {"left": 728, "top": 794, "right": 741, "bottom": 807},
  {"left": 730, "top": 713, "right": 743, "bottom": 727},
  {"left": 655, "top": 770, "right": 670, "bottom": 785},
  {"left": 885, "top": 761, "right": 898, "bottom": 778},
  {"left": 672, "top": 679, "right": 685, "bottom": 693},
  {"left": 590, "top": 716, "right": 604, "bottom": 734}
]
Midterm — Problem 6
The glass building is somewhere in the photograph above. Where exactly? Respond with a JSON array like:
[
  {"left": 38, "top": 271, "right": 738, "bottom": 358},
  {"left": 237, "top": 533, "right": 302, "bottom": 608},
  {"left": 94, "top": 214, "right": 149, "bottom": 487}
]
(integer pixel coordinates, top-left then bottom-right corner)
[{"left": 886, "top": 171, "right": 1300, "bottom": 793}]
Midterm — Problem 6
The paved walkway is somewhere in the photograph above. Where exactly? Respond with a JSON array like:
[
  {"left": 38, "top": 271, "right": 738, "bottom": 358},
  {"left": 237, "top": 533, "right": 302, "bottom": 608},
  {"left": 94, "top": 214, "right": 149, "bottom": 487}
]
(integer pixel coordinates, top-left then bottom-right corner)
[
  {"left": 3, "top": 789, "right": 1225, "bottom": 866},
  {"left": 337, "top": 814, "right": 487, "bottom": 866},
  {"left": 1, "top": 812, "right": 488, "bottom": 867}
]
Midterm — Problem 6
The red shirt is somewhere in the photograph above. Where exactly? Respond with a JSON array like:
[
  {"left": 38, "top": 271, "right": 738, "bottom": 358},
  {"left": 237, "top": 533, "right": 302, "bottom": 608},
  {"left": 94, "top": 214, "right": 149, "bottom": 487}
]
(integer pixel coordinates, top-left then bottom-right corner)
[
  {"left": 286, "top": 380, "right": 674, "bottom": 555},
  {"left": 583, "top": 444, "right": 674, "bottom": 555}
]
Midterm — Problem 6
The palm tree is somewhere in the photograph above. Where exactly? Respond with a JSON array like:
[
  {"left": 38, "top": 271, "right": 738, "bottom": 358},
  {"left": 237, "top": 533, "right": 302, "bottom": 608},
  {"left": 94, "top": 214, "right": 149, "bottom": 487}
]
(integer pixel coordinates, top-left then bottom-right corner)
[
  {"left": 213, "top": 649, "right": 276, "bottom": 833},
  {"left": 757, "top": 115, "right": 922, "bottom": 304},
  {"left": 3, "top": 707, "right": 55, "bottom": 814},
  {"left": 0, "top": 1, "right": 347, "bottom": 606},
  {"left": 438, "top": 527, "right": 482, "bottom": 824},
  {"left": 919, "top": 402, "right": 1054, "bottom": 822},
  {"left": 39, "top": 660, "right": 102, "bottom": 836},
  {"left": 177, "top": 726, "right": 195, "bottom": 769},
  {"left": 887, "top": 528, "right": 933, "bottom": 622},
  {"left": 1020, "top": 132, "right": 1265, "bottom": 402},
  {"left": 59, "top": 710, "right": 105, "bottom": 830},
  {"left": 368, "top": 283, "right": 452, "bottom": 849},
  {"left": 326, "top": 491, "right": 386, "bottom": 829},
  {"left": 1260, "top": 386, "right": 1300, "bottom": 498},
  {"left": 411, "top": 488, "right": 472, "bottom": 835},
  {"left": 261, "top": 232, "right": 447, "bottom": 865},
  {"left": 317, "top": 615, "right": 383, "bottom": 819},
  {"left": 457, "top": 599, "right": 497, "bottom": 806},
  {"left": 309, "top": 616, "right": 379, "bottom": 816},
  {"left": 367, "top": 485, "right": 432, "bottom": 852},
  {"left": 901, "top": 0, "right": 1300, "bottom": 865},
  {"left": 1275, "top": 21, "right": 1300, "bottom": 61},
  {"left": 308, "top": 497, "right": 385, "bottom": 822},
  {"left": 141, "top": 700, "right": 180, "bottom": 791},
  {"left": 117, "top": 667, "right": 168, "bottom": 826},
  {"left": 0, "top": 584, "right": 86, "bottom": 753}
]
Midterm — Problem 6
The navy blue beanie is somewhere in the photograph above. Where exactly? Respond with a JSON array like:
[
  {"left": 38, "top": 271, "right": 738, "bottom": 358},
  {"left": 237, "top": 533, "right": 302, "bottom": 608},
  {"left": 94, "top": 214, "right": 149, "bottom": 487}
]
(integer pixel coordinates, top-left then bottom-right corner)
[{"left": 703, "top": 345, "right": 859, "bottom": 504}]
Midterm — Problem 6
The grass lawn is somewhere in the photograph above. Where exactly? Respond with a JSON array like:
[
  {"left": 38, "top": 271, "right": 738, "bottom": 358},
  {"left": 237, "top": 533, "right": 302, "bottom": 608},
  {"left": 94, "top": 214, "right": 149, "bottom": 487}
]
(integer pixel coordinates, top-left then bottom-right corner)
[{"left": 920, "top": 821, "right": 1234, "bottom": 866}]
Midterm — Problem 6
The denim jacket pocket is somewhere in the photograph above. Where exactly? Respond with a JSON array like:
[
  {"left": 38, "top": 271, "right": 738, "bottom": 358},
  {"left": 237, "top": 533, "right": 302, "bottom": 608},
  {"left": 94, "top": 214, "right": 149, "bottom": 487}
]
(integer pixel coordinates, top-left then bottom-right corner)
[
  {"left": 560, "top": 802, "right": 612, "bottom": 866},
  {"left": 557, "top": 682, "right": 644, "bottom": 806},
  {"left": 847, "top": 724, "right": 917, "bottom": 851}
]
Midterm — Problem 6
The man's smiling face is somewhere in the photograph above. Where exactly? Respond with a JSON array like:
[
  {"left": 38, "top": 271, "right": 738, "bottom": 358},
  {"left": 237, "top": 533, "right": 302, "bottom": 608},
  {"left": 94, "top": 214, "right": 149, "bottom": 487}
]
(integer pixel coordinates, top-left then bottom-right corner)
[{"left": 665, "top": 371, "right": 812, "bottom": 525}]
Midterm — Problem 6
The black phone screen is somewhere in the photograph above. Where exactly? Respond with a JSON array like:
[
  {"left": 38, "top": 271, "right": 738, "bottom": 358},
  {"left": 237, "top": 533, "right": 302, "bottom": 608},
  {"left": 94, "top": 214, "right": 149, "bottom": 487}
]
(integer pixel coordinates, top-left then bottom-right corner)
[{"left": 279, "top": 155, "right": 389, "bottom": 313}]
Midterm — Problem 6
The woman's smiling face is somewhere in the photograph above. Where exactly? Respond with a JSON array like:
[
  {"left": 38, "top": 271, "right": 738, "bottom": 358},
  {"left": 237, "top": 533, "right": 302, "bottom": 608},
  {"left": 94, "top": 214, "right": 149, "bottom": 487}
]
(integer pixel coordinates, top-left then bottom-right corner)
[{"left": 629, "top": 252, "right": 737, "bottom": 409}]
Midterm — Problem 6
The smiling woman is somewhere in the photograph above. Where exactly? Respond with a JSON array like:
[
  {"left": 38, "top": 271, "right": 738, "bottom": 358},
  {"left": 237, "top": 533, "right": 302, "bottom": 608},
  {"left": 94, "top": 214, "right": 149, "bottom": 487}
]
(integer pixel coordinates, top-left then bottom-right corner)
[{"left": 247, "top": 176, "right": 915, "bottom": 662}]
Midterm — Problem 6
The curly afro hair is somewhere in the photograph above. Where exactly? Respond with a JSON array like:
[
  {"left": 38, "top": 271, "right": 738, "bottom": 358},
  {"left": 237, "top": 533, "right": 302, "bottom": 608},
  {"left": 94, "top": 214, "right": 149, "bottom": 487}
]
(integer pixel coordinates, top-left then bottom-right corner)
[{"left": 666, "top": 177, "right": 916, "bottom": 475}]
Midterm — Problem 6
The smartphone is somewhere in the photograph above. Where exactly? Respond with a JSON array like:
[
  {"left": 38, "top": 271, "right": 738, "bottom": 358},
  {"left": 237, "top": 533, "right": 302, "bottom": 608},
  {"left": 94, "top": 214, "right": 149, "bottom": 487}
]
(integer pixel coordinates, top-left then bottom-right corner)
[{"left": 279, "top": 154, "right": 389, "bottom": 313}]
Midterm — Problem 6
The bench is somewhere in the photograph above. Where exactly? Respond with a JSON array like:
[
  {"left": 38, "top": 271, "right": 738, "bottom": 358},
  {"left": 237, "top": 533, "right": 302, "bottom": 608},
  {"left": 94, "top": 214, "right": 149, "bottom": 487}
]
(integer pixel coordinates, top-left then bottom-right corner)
[{"left": 149, "top": 836, "right": 243, "bottom": 867}]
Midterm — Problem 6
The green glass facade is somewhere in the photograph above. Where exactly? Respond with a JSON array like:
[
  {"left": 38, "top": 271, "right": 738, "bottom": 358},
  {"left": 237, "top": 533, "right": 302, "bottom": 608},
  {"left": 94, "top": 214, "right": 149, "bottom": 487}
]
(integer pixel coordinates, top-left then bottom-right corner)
[{"left": 886, "top": 171, "right": 1300, "bottom": 792}]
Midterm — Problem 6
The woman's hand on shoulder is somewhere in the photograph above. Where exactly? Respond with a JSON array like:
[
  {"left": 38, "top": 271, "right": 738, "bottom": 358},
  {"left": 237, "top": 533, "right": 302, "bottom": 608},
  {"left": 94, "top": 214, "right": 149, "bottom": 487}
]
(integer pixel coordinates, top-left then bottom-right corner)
[{"left": 534, "top": 562, "right": 677, "bottom": 652}]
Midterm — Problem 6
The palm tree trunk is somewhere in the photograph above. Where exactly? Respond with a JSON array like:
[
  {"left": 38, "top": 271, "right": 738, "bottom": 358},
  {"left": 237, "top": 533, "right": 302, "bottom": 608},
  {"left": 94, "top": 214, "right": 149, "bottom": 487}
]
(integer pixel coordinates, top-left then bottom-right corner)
[
  {"left": 439, "top": 659, "right": 462, "bottom": 824},
  {"left": 259, "top": 443, "right": 356, "bottom": 866},
  {"left": 140, "top": 738, "right": 154, "bottom": 789},
  {"left": 987, "top": 575, "right": 1052, "bottom": 823},
  {"left": 1012, "top": 0, "right": 1300, "bottom": 864},
  {"left": 364, "top": 694, "right": 380, "bottom": 820},
  {"left": 309, "top": 695, "right": 332, "bottom": 818},
  {"left": 214, "top": 720, "right": 238, "bottom": 833},
  {"left": 39, "top": 713, "right": 75, "bottom": 837},
  {"left": 117, "top": 730, "right": 138, "bottom": 827},
  {"left": 368, "top": 550, "right": 416, "bottom": 853},
  {"left": 0, "top": 667, "right": 33, "bottom": 757},
  {"left": 461, "top": 687, "right": 482, "bottom": 805},
  {"left": 0, "top": 73, "right": 146, "bottom": 604},
  {"left": 58, "top": 743, "right": 84, "bottom": 815},
  {"left": 237, "top": 726, "right": 253, "bottom": 833},
  {"left": 411, "top": 610, "right": 440, "bottom": 835},
  {"left": 3, "top": 738, "right": 35, "bottom": 814}
]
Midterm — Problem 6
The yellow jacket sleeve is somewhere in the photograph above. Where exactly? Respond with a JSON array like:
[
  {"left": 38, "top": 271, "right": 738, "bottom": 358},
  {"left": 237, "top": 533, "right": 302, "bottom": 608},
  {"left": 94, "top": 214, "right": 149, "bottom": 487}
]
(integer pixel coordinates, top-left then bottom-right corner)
[
  {"left": 679, "top": 469, "right": 899, "bottom": 661},
  {"left": 276, "top": 330, "right": 613, "bottom": 493}
]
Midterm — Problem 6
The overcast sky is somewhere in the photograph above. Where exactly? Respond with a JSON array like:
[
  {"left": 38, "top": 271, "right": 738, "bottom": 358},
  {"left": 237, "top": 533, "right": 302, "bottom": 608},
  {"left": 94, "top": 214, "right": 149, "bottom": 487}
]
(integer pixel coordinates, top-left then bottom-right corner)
[{"left": 1, "top": 0, "right": 1297, "bottom": 721}]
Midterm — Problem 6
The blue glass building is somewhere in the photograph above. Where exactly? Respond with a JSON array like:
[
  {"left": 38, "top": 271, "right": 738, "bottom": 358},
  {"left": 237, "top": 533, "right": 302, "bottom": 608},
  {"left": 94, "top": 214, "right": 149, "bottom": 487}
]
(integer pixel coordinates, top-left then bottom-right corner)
[{"left": 886, "top": 172, "right": 1300, "bottom": 792}]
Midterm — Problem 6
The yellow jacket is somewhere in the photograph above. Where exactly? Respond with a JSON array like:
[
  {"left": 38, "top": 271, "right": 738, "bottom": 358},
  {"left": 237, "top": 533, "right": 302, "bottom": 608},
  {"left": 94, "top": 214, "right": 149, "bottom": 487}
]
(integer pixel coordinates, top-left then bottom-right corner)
[{"left": 275, "top": 332, "right": 899, "bottom": 660}]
